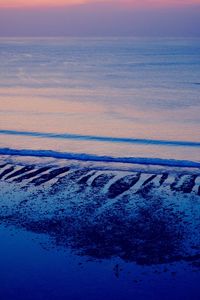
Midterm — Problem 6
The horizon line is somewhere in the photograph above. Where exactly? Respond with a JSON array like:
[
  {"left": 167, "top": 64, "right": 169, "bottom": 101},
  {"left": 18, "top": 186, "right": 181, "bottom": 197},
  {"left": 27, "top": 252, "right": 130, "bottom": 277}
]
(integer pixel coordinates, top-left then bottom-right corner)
[{"left": 0, "top": 35, "right": 200, "bottom": 38}]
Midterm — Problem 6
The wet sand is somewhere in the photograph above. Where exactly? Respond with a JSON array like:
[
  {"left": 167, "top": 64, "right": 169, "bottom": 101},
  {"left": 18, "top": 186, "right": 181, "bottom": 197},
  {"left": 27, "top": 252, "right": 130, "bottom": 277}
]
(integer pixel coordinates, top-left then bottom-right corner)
[{"left": 0, "top": 155, "right": 200, "bottom": 299}]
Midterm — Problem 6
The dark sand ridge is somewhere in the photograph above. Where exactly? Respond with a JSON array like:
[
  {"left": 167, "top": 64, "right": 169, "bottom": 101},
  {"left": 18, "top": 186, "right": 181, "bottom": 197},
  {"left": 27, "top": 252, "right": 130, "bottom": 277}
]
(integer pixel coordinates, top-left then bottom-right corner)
[{"left": 0, "top": 157, "right": 200, "bottom": 268}]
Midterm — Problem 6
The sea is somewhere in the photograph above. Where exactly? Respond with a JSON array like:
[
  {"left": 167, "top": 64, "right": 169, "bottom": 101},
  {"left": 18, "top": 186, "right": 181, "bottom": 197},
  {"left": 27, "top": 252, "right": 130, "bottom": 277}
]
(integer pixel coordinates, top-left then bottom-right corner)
[
  {"left": 0, "top": 37, "right": 200, "bottom": 300},
  {"left": 0, "top": 37, "right": 200, "bottom": 166}
]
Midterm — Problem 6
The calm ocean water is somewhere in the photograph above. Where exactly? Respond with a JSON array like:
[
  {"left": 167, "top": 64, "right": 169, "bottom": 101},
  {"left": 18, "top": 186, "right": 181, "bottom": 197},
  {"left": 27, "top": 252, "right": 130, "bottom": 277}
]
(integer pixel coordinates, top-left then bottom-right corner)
[
  {"left": 0, "top": 37, "right": 200, "bottom": 164},
  {"left": 0, "top": 37, "right": 200, "bottom": 299}
]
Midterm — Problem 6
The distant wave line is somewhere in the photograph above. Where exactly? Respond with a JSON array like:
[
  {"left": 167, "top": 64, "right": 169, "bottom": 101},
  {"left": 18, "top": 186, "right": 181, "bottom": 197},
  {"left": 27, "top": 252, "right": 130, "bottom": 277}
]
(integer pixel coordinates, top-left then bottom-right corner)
[
  {"left": 0, "top": 147, "right": 200, "bottom": 168},
  {"left": 0, "top": 130, "right": 200, "bottom": 148}
]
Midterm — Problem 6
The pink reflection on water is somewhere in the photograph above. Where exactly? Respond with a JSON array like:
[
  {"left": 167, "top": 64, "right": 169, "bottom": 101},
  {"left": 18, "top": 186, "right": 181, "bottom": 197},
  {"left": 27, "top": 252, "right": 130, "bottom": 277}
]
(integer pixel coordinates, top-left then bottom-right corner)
[{"left": 0, "top": 87, "right": 200, "bottom": 143}]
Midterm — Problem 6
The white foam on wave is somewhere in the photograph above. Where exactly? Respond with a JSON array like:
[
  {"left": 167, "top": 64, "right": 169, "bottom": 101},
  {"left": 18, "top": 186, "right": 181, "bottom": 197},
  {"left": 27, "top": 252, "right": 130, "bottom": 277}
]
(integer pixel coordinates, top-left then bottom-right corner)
[{"left": 0, "top": 147, "right": 200, "bottom": 169}]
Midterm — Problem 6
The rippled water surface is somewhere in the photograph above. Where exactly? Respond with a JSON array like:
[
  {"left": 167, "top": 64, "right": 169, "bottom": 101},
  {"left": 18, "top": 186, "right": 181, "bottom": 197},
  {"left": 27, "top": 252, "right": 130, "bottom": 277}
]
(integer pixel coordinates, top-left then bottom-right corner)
[
  {"left": 0, "top": 38, "right": 200, "bottom": 300},
  {"left": 0, "top": 37, "right": 200, "bottom": 163}
]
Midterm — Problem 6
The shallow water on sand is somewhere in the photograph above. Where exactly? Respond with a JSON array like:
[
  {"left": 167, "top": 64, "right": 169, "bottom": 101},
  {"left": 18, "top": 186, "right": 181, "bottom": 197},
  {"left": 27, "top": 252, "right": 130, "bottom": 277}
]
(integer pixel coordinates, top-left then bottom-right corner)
[{"left": 0, "top": 224, "right": 200, "bottom": 300}]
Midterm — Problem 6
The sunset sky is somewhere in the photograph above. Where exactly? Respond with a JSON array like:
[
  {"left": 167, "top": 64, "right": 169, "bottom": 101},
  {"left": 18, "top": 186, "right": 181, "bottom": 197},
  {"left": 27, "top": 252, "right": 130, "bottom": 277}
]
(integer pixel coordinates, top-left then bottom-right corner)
[
  {"left": 0, "top": 0, "right": 200, "bottom": 8},
  {"left": 0, "top": 0, "right": 199, "bottom": 36}
]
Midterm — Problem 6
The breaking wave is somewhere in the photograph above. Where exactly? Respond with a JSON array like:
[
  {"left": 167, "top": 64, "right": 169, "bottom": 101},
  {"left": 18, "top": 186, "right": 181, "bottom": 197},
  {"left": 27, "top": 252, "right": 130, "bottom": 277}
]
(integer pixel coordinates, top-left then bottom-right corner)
[{"left": 0, "top": 147, "right": 200, "bottom": 168}]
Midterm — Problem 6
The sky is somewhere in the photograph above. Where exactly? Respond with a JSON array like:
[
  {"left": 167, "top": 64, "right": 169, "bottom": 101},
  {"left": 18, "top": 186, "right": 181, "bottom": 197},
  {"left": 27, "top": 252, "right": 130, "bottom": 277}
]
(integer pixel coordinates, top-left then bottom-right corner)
[
  {"left": 0, "top": 0, "right": 199, "bottom": 36},
  {"left": 0, "top": 1, "right": 200, "bottom": 8}
]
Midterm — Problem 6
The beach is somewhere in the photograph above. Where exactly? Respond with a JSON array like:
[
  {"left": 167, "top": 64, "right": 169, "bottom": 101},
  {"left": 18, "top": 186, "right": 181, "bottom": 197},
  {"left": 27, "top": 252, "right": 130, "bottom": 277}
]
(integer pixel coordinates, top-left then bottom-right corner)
[{"left": 0, "top": 154, "right": 200, "bottom": 299}]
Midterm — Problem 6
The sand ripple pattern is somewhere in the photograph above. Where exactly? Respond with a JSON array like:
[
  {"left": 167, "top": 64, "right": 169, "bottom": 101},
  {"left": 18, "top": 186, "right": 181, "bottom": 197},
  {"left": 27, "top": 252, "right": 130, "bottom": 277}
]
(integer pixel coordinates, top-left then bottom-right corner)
[{"left": 0, "top": 159, "right": 200, "bottom": 268}]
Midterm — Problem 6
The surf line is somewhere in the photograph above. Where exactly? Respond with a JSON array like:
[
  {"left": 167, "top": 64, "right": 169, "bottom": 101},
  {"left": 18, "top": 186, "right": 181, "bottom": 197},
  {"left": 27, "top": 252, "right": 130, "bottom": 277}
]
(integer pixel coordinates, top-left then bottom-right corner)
[
  {"left": 0, "top": 148, "right": 200, "bottom": 168},
  {"left": 0, "top": 130, "right": 200, "bottom": 148}
]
